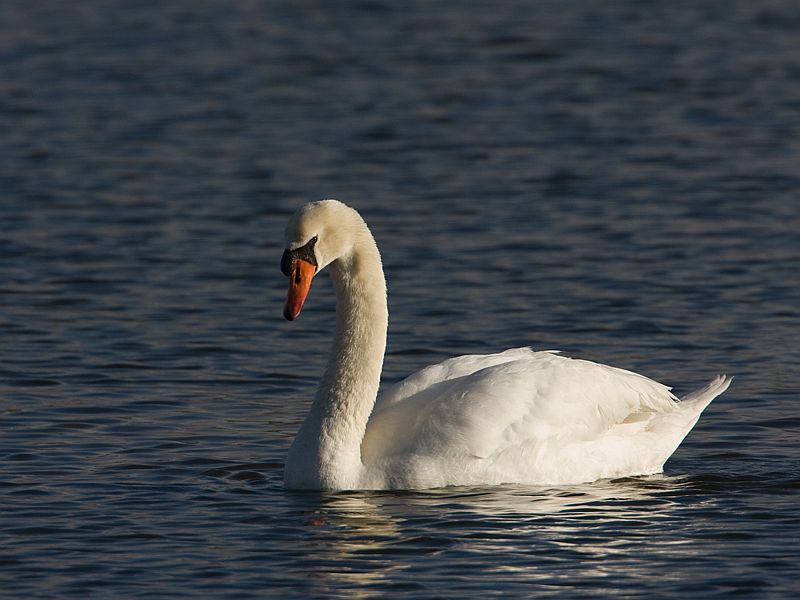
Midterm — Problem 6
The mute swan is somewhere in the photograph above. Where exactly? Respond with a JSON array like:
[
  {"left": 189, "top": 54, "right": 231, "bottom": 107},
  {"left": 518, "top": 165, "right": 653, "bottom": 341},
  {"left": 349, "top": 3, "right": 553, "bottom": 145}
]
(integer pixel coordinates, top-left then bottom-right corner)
[{"left": 280, "top": 199, "right": 731, "bottom": 490}]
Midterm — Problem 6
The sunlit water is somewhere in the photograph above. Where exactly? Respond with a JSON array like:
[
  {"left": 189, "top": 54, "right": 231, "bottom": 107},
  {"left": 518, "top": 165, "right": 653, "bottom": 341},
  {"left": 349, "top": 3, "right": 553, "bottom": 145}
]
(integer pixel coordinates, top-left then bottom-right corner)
[{"left": 1, "top": 0, "right": 799, "bottom": 597}]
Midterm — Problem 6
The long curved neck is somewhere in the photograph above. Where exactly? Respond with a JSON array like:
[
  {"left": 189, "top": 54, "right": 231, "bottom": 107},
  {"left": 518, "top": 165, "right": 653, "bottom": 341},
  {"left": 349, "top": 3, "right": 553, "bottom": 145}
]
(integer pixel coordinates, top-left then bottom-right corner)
[{"left": 285, "top": 230, "right": 387, "bottom": 490}]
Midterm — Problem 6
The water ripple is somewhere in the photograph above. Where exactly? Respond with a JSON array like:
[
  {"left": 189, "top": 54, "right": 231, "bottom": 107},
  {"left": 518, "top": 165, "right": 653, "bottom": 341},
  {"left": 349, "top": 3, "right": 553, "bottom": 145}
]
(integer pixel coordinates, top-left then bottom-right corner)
[{"left": 1, "top": 0, "right": 799, "bottom": 598}]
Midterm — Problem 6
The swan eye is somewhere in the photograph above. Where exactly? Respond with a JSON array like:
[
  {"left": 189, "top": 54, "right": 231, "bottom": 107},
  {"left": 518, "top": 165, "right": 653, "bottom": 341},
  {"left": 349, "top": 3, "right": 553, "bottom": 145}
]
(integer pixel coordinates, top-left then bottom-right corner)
[
  {"left": 281, "top": 235, "right": 319, "bottom": 276},
  {"left": 296, "top": 236, "right": 318, "bottom": 266}
]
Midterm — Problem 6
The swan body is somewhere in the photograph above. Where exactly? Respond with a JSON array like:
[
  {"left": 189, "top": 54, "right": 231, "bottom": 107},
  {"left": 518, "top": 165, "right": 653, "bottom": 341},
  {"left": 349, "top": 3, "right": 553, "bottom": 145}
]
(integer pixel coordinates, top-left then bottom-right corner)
[{"left": 280, "top": 200, "right": 731, "bottom": 490}]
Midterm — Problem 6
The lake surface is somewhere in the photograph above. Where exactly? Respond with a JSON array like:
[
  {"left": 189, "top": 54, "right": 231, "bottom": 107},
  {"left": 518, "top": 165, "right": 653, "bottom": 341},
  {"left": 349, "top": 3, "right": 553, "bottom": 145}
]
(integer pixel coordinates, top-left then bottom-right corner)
[{"left": 1, "top": 0, "right": 799, "bottom": 597}]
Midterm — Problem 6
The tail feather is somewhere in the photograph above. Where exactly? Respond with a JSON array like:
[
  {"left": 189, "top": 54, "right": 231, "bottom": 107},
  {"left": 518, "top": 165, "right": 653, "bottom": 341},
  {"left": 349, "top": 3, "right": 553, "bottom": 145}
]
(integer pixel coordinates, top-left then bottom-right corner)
[
  {"left": 651, "top": 374, "right": 732, "bottom": 472},
  {"left": 680, "top": 374, "right": 733, "bottom": 411}
]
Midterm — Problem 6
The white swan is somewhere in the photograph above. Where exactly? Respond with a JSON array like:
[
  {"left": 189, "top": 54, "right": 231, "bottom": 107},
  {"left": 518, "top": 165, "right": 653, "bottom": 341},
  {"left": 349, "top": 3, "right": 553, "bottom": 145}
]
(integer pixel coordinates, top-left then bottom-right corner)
[{"left": 280, "top": 199, "right": 731, "bottom": 490}]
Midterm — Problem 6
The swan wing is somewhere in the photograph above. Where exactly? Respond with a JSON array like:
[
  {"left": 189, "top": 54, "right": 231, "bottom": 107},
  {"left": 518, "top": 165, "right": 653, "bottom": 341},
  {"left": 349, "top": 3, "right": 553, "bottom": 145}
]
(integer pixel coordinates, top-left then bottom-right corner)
[{"left": 363, "top": 349, "right": 681, "bottom": 482}]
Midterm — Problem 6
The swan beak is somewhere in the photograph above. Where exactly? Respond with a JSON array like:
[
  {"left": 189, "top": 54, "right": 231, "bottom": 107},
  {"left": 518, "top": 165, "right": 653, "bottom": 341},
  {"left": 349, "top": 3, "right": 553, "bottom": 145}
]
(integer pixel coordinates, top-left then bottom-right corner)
[{"left": 284, "top": 258, "right": 316, "bottom": 321}]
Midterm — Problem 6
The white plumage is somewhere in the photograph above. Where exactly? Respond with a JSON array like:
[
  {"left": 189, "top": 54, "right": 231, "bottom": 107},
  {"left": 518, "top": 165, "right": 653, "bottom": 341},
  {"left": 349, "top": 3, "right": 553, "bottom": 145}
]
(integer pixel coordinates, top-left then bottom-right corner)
[{"left": 280, "top": 200, "right": 731, "bottom": 490}]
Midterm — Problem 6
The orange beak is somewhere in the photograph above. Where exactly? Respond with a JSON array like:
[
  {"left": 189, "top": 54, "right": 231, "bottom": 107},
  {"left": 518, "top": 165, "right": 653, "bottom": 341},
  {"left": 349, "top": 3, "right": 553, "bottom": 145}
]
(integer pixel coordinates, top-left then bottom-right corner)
[{"left": 284, "top": 258, "right": 316, "bottom": 321}]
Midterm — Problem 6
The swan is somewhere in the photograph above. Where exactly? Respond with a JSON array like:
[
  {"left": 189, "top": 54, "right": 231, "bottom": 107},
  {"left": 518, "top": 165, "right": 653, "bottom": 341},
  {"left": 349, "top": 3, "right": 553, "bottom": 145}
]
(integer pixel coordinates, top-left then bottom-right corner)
[{"left": 280, "top": 199, "right": 731, "bottom": 490}]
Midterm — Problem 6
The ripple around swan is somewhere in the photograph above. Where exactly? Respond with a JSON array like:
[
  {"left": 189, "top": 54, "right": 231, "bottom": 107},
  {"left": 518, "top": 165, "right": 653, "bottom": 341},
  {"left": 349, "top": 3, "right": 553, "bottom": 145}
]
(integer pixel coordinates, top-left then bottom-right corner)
[{"left": 2, "top": 0, "right": 800, "bottom": 597}]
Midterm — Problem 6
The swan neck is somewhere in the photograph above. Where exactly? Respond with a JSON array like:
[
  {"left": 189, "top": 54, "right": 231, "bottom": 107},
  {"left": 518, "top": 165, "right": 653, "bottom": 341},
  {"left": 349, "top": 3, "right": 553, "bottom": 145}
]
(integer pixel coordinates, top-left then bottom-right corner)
[{"left": 287, "top": 229, "right": 387, "bottom": 489}]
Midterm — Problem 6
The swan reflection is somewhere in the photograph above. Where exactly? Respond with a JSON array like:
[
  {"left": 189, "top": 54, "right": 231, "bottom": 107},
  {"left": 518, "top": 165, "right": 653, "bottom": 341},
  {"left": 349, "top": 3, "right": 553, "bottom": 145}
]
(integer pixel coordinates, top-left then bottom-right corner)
[{"left": 286, "top": 473, "right": 711, "bottom": 593}]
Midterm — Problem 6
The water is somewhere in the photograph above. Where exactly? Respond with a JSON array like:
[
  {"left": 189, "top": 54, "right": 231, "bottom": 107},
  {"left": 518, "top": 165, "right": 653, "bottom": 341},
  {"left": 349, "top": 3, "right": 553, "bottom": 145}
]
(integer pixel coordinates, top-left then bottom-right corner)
[{"left": 1, "top": 0, "right": 799, "bottom": 597}]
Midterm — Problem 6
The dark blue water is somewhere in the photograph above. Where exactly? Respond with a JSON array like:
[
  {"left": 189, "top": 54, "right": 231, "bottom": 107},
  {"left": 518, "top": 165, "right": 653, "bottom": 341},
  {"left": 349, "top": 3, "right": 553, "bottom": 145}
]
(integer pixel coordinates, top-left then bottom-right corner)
[{"left": 2, "top": 0, "right": 799, "bottom": 597}]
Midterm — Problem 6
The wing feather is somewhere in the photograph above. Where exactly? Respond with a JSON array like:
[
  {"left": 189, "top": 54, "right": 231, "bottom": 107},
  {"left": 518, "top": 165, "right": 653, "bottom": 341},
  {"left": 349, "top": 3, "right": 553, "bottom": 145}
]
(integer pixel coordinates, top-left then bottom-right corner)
[{"left": 362, "top": 349, "right": 678, "bottom": 465}]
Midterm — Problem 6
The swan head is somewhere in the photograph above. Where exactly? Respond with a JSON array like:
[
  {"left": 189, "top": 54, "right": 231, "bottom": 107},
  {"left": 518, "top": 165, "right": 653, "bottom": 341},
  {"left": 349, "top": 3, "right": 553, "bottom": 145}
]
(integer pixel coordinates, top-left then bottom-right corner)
[{"left": 281, "top": 199, "right": 363, "bottom": 320}]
